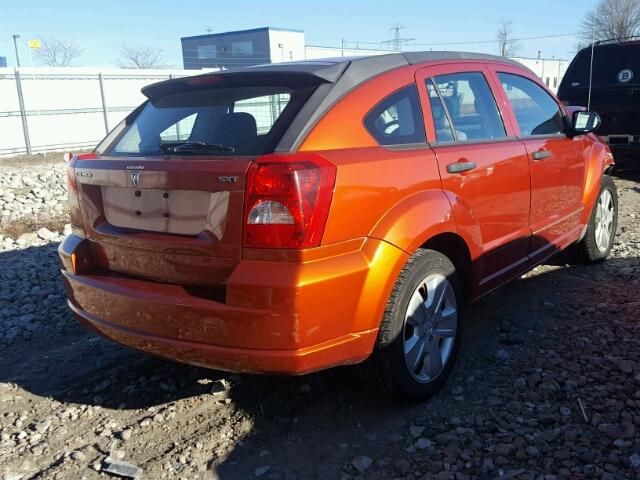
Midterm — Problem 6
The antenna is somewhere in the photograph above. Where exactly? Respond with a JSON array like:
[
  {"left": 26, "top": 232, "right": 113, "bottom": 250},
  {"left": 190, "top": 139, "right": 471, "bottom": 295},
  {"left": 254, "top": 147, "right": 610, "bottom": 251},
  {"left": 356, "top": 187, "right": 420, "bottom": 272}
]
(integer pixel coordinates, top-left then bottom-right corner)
[
  {"left": 381, "top": 23, "right": 414, "bottom": 51},
  {"left": 587, "top": 4, "right": 596, "bottom": 110}
]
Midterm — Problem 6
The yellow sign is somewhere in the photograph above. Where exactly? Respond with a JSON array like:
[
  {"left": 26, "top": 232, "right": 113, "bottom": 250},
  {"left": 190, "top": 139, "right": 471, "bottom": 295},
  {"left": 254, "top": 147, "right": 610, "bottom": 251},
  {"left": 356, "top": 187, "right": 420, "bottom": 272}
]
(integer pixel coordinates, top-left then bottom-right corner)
[{"left": 28, "top": 40, "right": 41, "bottom": 49}]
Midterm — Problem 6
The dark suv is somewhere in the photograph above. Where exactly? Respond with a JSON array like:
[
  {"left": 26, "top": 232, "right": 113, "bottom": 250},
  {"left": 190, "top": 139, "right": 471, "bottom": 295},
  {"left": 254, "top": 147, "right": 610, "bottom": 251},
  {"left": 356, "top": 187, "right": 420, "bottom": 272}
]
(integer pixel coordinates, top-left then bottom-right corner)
[{"left": 558, "top": 38, "right": 640, "bottom": 164}]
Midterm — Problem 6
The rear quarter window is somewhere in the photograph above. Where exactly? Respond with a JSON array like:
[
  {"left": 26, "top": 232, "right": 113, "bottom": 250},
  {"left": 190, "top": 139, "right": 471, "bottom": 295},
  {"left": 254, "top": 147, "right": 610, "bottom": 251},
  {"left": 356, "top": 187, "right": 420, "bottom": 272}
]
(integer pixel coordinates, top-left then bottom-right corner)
[{"left": 364, "top": 84, "right": 426, "bottom": 146}]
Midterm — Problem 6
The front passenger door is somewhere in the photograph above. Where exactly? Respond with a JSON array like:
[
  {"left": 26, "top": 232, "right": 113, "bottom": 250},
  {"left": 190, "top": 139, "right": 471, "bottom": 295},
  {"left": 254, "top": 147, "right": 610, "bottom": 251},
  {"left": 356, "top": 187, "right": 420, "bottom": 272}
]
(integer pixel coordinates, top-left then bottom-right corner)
[{"left": 492, "top": 69, "right": 587, "bottom": 263}]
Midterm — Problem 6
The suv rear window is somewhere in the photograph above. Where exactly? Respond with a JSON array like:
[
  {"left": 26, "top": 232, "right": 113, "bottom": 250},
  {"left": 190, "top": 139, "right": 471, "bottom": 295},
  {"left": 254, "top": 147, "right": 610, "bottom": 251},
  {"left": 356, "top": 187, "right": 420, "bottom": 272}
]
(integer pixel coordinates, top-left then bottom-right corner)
[
  {"left": 563, "top": 43, "right": 640, "bottom": 87},
  {"left": 107, "top": 80, "right": 316, "bottom": 157}
]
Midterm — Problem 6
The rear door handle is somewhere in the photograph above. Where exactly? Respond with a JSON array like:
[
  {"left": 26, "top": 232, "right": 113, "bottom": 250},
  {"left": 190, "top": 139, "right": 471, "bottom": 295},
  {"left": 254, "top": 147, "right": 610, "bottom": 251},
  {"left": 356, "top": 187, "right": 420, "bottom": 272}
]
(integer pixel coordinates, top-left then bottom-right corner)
[
  {"left": 532, "top": 150, "right": 553, "bottom": 161},
  {"left": 447, "top": 161, "right": 477, "bottom": 174}
]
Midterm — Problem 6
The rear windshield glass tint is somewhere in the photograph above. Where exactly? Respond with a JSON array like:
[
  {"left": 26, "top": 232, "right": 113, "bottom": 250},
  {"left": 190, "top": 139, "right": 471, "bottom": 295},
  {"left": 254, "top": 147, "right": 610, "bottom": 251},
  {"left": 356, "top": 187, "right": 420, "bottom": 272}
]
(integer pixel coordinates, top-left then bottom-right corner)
[
  {"left": 107, "top": 80, "right": 317, "bottom": 157},
  {"left": 564, "top": 44, "right": 640, "bottom": 87}
]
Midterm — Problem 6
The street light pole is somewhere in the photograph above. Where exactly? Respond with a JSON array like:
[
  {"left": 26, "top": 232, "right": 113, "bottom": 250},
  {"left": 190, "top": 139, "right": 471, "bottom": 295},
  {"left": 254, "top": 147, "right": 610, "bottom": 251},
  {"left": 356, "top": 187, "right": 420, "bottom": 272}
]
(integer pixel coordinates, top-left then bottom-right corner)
[{"left": 12, "top": 34, "right": 21, "bottom": 67}]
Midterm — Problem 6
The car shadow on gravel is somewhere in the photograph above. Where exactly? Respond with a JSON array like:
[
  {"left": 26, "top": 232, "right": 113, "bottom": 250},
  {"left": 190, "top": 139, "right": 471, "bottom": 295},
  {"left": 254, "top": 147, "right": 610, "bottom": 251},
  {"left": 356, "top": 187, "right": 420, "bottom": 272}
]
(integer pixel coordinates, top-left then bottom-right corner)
[
  {"left": 213, "top": 255, "right": 640, "bottom": 479},
  {"left": 1, "top": 242, "right": 639, "bottom": 478},
  {"left": 0, "top": 243, "right": 223, "bottom": 410}
]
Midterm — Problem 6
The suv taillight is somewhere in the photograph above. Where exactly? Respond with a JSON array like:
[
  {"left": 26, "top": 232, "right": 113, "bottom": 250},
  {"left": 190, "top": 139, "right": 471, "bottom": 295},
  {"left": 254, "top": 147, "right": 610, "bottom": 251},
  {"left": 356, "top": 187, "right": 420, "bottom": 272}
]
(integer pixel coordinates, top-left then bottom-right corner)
[{"left": 243, "top": 154, "right": 336, "bottom": 248}]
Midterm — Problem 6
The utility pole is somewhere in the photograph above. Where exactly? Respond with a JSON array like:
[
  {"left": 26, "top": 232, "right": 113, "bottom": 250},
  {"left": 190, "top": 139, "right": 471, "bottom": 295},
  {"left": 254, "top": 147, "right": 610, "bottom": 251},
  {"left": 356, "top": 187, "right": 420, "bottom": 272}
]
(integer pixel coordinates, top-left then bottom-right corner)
[
  {"left": 12, "top": 34, "right": 21, "bottom": 67},
  {"left": 381, "top": 23, "right": 414, "bottom": 52}
]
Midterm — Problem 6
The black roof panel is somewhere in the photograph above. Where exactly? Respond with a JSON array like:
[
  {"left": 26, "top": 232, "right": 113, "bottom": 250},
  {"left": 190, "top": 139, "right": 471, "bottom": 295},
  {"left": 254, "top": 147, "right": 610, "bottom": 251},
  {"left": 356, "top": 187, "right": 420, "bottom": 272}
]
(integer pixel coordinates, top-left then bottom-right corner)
[{"left": 144, "top": 51, "right": 531, "bottom": 100}]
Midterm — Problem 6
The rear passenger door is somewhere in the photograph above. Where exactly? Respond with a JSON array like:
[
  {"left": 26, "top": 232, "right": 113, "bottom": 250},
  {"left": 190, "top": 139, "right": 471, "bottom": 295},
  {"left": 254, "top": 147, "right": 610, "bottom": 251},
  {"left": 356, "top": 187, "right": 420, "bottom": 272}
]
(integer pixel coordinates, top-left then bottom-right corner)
[
  {"left": 488, "top": 65, "right": 587, "bottom": 262},
  {"left": 415, "top": 63, "right": 531, "bottom": 293}
]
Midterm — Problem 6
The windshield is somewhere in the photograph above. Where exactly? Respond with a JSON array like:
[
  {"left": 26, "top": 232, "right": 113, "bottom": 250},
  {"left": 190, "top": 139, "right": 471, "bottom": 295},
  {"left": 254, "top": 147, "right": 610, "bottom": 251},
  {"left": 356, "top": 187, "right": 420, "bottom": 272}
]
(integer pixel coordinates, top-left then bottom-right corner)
[
  {"left": 107, "top": 81, "right": 317, "bottom": 157},
  {"left": 563, "top": 43, "right": 640, "bottom": 88}
]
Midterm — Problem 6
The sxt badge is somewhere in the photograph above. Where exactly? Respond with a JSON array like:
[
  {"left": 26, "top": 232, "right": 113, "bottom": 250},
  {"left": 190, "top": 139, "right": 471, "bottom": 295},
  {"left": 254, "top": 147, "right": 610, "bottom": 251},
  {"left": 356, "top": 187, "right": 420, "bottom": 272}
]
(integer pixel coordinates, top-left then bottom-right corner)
[{"left": 218, "top": 176, "right": 239, "bottom": 183}]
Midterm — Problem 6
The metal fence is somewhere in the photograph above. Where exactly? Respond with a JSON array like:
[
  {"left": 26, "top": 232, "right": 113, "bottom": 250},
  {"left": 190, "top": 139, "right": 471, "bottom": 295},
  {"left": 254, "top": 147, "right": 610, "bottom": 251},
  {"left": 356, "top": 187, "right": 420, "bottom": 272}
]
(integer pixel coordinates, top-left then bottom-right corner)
[
  {"left": 234, "top": 93, "right": 290, "bottom": 134},
  {"left": 0, "top": 67, "right": 215, "bottom": 157}
]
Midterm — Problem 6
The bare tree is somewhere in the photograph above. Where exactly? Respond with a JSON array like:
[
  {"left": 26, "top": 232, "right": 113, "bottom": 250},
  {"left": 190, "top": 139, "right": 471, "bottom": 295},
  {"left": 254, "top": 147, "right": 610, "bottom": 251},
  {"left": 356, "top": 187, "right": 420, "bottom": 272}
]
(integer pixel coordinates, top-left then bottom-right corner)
[
  {"left": 496, "top": 18, "right": 520, "bottom": 57},
  {"left": 580, "top": 0, "right": 640, "bottom": 44},
  {"left": 116, "top": 44, "right": 167, "bottom": 69},
  {"left": 35, "top": 37, "right": 83, "bottom": 67}
]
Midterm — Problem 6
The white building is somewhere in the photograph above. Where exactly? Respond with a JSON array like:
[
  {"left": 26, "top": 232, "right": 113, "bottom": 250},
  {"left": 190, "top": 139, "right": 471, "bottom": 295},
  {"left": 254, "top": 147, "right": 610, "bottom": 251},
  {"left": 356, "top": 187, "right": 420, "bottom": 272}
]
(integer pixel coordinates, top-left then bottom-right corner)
[{"left": 511, "top": 57, "right": 569, "bottom": 93}]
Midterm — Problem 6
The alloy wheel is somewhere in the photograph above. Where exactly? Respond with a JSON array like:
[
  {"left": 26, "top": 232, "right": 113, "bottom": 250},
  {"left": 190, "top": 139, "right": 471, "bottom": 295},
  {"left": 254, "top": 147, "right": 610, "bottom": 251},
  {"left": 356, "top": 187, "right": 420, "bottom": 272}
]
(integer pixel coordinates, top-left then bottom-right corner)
[
  {"left": 402, "top": 273, "right": 458, "bottom": 383},
  {"left": 594, "top": 189, "right": 615, "bottom": 253}
]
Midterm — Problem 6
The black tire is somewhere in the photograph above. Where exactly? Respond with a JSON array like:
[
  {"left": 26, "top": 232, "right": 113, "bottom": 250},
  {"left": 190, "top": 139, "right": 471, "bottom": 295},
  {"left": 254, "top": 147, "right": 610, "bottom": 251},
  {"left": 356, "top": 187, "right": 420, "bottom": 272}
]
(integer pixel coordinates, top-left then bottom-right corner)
[
  {"left": 572, "top": 175, "right": 618, "bottom": 263},
  {"left": 359, "top": 249, "right": 464, "bottom": 402}
]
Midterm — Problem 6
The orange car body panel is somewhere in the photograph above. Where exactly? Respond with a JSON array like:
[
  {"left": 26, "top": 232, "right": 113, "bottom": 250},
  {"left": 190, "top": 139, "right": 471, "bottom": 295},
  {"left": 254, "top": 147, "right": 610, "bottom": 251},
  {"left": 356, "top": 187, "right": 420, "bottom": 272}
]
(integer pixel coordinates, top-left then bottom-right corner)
[{"left": 60, "top": 56, "right": 613, "bottom": 374}]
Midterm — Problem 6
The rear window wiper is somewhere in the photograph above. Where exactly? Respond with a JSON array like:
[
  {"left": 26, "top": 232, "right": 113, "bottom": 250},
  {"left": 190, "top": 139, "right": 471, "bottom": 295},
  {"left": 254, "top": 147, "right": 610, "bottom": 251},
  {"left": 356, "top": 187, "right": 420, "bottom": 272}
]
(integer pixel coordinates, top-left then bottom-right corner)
[{"left": 159, "top": 141, "right": 235, "bottom": 154}]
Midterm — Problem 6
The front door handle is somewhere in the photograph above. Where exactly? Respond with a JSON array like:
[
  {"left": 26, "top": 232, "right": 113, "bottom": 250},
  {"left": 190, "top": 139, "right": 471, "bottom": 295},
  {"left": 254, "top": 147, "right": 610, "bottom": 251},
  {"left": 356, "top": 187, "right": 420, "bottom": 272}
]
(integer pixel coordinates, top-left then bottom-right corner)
[
  {"left": 532, "top": 150, "right": 553, "bottom": 161},
  {"left": 447, "top": 161, "right": 477, "bottom": 174}
]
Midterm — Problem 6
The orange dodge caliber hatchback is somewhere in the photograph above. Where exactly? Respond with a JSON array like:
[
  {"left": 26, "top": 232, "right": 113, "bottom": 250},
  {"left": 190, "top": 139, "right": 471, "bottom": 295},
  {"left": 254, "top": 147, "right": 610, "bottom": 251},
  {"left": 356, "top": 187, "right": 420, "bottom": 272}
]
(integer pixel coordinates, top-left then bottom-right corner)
[{"left": 60, "top": 52, "right": 617, "bottom": 400}]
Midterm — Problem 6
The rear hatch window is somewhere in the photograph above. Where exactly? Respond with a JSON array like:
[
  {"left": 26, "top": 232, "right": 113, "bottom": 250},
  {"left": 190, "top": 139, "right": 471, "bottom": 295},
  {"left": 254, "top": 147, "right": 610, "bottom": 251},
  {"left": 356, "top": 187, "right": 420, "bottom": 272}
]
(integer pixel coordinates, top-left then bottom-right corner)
[
  {"left": 105, "top": 75, "right": 320, "bottom": 157},
  {"left": 558, "top": 42, "right": 640, "bottom": 134}
]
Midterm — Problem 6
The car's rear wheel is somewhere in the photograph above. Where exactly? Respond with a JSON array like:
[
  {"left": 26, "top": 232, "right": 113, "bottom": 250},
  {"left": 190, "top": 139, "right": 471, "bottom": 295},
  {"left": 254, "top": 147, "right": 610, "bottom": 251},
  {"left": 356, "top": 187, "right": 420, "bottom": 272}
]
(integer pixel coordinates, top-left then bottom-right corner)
[
  {"left": 360, "top": 249, "right": 463, "bottom": 402},
  {"left": 573, "top": 175, "right": 618, "bottom": 263}
]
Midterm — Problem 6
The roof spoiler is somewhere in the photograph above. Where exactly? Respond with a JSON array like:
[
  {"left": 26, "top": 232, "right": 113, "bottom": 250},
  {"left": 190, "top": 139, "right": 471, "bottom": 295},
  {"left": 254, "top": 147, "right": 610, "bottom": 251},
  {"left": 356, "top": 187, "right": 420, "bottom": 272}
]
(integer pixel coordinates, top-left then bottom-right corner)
[{"left": 141, "top": 61, "right": 349, "bottom": 100}]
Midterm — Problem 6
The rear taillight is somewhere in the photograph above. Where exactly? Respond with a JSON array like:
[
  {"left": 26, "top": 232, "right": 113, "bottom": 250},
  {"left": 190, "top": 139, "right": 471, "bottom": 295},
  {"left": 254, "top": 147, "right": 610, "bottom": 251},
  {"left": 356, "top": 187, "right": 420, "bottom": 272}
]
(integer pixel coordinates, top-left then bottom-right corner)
[{"left": 243, "top": 154, "right": 336, "bottom": 248}]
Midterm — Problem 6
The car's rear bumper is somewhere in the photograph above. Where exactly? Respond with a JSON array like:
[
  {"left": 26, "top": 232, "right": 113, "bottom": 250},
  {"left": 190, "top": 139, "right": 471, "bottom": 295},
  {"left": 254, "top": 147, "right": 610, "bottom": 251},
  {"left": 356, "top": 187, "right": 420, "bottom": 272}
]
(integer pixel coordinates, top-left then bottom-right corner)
[{"left": 59, "top": 234, "right": 407, "bottom": 374}]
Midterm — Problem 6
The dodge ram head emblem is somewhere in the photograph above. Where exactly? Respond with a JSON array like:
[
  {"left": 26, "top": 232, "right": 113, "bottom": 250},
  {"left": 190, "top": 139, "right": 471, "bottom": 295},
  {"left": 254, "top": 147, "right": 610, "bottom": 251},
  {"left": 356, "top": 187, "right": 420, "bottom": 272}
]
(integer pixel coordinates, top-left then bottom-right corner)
[{"left": 130, "top": 171, "right": 140, "bottom": 187}]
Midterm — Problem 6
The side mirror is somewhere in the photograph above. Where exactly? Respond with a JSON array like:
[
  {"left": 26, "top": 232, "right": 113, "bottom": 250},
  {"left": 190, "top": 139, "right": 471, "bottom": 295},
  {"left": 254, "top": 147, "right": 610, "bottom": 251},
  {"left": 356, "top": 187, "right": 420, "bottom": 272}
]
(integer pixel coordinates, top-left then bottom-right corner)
[{"left": 571, "top": 110, "right": 601, "bottom": 135}]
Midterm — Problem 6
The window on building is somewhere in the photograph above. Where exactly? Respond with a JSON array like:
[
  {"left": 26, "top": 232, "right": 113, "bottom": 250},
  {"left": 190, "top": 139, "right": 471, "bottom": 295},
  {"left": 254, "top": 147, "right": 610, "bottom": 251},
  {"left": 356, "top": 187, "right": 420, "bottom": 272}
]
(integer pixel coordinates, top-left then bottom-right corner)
[
  {"left": 498, "top": 72, "right": 565, "bottom": 136},
  {"left": 364, "top": 84, "right": 425, "bottom": 146},
  {"left": 197, "top": 45, "right": 218, "bottom": 59},
  {"left": 429, "top": 72, "right": 506, "bottom": 141},
  {"left": 231, "top": 41, "right": 254, "bottom": 56}
]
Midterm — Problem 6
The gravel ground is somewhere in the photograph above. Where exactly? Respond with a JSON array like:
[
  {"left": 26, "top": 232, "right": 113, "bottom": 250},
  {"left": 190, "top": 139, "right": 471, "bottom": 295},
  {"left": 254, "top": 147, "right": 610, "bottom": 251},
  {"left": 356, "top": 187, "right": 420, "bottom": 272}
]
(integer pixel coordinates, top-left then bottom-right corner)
[
  {"left": 0, "top": 154, "right": 68, "bottom": 238},
  {"left": 0, "top": 158, "right": 638, "bottom": 480}
]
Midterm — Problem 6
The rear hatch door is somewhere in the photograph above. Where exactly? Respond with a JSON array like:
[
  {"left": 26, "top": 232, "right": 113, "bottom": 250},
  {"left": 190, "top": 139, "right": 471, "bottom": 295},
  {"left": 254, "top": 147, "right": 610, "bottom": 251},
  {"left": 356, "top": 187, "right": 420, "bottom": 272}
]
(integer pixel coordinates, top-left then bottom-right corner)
[
  {"left": 587, "top": 86, "right": 640, "bottom": 135},
  {"left": 74, "top": 156, "right": 249, "bottom": 286},
  {"left": 72, "top": 70, "right": 329, "bottom": 286}
]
